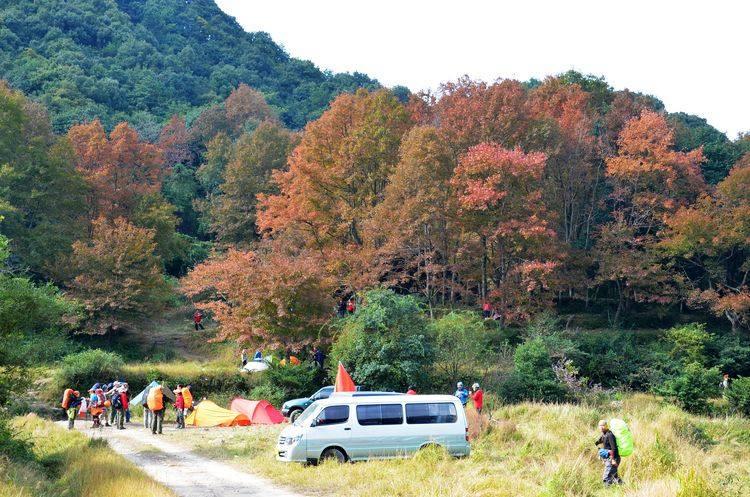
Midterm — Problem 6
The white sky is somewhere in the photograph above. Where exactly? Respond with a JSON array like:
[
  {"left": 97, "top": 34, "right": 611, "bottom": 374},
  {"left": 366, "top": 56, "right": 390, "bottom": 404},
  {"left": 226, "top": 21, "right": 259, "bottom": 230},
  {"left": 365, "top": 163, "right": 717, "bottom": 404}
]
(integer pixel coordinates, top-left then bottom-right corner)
[{"left": 216, "top": 0, "right": 749, "bottom": 138}]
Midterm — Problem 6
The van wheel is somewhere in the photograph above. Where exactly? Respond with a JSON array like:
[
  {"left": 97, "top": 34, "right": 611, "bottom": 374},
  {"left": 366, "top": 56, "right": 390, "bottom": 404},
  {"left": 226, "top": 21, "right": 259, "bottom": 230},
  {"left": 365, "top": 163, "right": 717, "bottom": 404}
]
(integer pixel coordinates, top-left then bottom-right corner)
[
  {"left": 289, "top": 409, "right": 302, "bottom": 423},
  {"left": 320, "top": 447, "right": 347, "bottom": 463}
]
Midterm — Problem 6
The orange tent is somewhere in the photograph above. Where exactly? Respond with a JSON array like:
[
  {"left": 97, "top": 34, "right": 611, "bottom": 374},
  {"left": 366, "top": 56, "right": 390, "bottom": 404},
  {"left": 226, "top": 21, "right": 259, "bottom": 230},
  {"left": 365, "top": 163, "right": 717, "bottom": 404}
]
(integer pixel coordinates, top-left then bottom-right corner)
[
  {"left": 229, "top": 398, "right": 285, "bottom": 425},
  {"left": 185, "top": 400, "right": 251, "bottom": 427}
]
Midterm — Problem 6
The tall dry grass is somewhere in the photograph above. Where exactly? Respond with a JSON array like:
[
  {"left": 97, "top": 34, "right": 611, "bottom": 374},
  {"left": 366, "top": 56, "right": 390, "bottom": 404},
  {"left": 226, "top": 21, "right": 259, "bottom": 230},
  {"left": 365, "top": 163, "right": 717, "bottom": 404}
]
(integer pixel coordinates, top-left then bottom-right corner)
[
  {"left": 161, "top": 393, "right": 750, "bottom": 497},
  {"left": 0, "top": 415, "right": 174, "bottom": 497}
]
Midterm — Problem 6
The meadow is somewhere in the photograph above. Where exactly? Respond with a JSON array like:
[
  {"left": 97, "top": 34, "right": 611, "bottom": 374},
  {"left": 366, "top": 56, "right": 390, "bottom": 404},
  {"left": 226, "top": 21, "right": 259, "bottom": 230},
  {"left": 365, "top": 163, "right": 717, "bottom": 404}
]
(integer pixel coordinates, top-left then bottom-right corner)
[{"left": 153, "top": 394, "right": 750, "bottom": 497}]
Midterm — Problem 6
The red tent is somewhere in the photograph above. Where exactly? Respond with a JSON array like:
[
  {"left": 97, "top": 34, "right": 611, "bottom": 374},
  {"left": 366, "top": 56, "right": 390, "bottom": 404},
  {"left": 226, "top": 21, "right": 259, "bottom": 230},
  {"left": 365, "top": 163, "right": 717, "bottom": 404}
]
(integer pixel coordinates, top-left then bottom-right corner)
[{"left": 229, "top": 398, "right": 285, "bottom": 425}]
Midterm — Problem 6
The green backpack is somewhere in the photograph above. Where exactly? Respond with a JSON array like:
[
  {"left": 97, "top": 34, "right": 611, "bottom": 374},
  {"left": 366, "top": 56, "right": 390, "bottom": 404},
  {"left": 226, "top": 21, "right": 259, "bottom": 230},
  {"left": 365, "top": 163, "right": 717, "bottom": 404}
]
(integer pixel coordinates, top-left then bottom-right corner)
[{"left": 609, "top": 418, "right": 634, "bottom": 457}]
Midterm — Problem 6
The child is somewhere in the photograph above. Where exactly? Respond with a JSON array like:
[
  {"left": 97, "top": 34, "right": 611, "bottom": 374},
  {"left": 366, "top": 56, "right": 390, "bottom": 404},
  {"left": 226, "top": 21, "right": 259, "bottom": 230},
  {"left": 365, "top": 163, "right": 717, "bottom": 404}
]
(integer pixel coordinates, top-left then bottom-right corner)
[{"left": 174, "top": 386, "right": 186, "bottom": 429}]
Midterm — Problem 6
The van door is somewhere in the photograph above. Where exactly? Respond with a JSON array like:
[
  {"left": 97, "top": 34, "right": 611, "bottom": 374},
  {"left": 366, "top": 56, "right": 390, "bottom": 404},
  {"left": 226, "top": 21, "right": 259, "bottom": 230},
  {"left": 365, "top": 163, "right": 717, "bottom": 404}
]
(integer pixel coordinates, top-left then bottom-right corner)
[
  {"left": 305, "top": 405, "right": 352, "bottom": 460},
  {"left": 350, "top": 403, "right": 405, "bottom": 460}
]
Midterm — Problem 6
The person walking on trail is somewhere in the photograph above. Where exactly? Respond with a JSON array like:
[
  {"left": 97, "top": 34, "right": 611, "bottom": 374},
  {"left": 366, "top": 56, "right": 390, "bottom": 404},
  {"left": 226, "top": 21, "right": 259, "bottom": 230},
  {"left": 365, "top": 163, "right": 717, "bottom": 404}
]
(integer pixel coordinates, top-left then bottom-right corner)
[
  {"left": 105, "top": 381, "right": 121, "bottom": 426},
  {"left": 470, "top": 383, "right": 484, "bottom": 414},
  {"left": 241, "top": 349, "right": 248, "bottom": 367},
  {"left": 193, "top": 310, "right": 205, "bottom": 330},
  {"left": 62, "top": 389, "right": 82, "bottom": 430},
  {"left": 406, "top": 386, "right": 417, "bottom": 395},
  {"left": 482, "top": 301, "right": 492, "bottom": 319},
  {"left": 147, "top": 384, "right": 166, "bottom": 435},
  {"left": 114, "top": 384, "right": 129, "bottom": 430},
  {"left": 347, "top": 298, "right": 356, "bottom": 314},
  {"left": 454, "top": 382, "right": 469, "bottom": 406},
  {"left": 596, "top": 420, "right": 623, "bottom": 486},
  {"left": 313, "top": 346, "right": 326, "bottom": 368},
  {"left": 142, "top": 387, "right": 152, "bottom": 429},
  {"left": 174, "top": 386, "right": 186, "bottom": 429}
]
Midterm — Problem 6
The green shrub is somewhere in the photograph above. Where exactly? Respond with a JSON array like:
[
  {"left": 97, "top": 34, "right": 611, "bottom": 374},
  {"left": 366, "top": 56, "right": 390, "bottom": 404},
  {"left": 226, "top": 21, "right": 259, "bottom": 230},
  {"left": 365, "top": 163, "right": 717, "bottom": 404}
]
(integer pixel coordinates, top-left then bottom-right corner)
[
  {"left": 724, "top": 377, "right": 750, "bottom": 416},
  {"left": 432, "top": 311, "right": 490, "bottom": 384},
  {"left": 263, "top": 363, "right": 322, "bottom": 401},
  {"left": 665, "top": 323, "right": 712, "bottom": 365},
  {"left": 499, "top": 338, "right": 567, "bottom": 403},
  {"left": 659, "top": 362, "right": 719, "bottom": 414},
  {"left": 330, "top": 289, "right": 434, "bottom": 391},
  {"left": 121, "top": 366, "right": 263, "bottom": 400},
  {"left": 249, "top": 384, "right": 285, "bottom": 408},
  {"left": 53, "top": 349, "right": 124, "bottom": 393}
]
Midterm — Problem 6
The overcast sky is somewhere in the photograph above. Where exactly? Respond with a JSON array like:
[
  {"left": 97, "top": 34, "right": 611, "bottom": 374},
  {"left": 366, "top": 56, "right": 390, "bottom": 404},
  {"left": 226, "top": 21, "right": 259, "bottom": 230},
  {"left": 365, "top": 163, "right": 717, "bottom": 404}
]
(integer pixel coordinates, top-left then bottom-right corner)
[{"left": 216, "top": 0, "right": 748, "bottom": 138}]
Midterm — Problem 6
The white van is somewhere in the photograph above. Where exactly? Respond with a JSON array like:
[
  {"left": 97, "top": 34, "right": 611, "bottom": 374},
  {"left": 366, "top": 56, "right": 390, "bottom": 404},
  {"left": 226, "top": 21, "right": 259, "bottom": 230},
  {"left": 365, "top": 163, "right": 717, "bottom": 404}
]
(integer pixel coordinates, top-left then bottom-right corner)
[{"left": 276, "top": 393, "right": 470, "bottom": 463}]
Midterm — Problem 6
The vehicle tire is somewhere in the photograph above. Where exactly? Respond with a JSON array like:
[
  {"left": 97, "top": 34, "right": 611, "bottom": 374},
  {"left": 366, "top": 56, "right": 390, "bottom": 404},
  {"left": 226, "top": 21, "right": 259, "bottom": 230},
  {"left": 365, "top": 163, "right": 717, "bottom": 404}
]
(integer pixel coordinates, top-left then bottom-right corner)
[
  {"left": 320, "top": 447, "right": 347, "bottom": 463},
  {"left": 289, "top": 409, "right": 302, "bottom": 423}
]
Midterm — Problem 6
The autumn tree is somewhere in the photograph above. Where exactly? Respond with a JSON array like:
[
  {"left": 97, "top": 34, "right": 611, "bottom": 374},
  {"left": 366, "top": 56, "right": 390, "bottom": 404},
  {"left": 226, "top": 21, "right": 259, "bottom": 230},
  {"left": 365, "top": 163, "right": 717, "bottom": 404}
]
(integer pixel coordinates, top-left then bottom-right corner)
[
  {"left": 258, "top": 89, "right": 412, "bottom": 257},
  {"left": 181, "top": 243, "right": 335, "bottom": 348},
  {"left": 661, "top": 154, "right": 750, "bottom": 331},
  {"left": 450, "top": 143, "right": 558, "bottom": 323},
  {"left": 597, "top": 110, "right": 705, "bottom": 321},
  {"left": 205, "top": 121, "right": 296, "bottom": 244},
  {"left": 70, "top": 217, "right": 172, "bottom": 333},
  {"left": 158, "top": 115, "right": 192, "bottom": 168},
  {"left": 68, "top": 120, "right": 164, "bottom": 220},
  {"left": 367, "top": 126, "right": 458, "bottom": 314},
  {"left": 225, "top": 83, "right": 277, "bottom": 133}
]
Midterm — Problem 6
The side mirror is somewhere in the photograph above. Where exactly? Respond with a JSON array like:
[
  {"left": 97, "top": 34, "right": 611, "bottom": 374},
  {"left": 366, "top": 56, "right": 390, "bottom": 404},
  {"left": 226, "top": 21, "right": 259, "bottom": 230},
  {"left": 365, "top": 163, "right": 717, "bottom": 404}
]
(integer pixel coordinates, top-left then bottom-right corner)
[{"left": 310, "top": 419, "right": 318, "bottom": 428}]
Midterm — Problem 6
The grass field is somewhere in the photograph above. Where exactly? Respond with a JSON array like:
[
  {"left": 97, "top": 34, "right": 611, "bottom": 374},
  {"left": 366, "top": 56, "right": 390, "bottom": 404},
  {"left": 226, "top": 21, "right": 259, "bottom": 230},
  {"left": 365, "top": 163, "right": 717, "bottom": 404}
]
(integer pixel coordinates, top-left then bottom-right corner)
[
  {"left": 0, "top": 416, "right": 175, "bottom": 497},
  {"left": 156, "top": 394, "right": 749, "bottom": 497}
]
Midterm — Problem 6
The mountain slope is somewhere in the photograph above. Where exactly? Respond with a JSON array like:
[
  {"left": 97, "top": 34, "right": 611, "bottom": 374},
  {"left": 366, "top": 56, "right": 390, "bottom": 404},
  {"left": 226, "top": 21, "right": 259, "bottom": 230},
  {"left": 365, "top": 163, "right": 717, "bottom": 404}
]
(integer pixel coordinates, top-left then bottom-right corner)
[{"left": 0, "top": 0, "right": 379, "bottom": 133}]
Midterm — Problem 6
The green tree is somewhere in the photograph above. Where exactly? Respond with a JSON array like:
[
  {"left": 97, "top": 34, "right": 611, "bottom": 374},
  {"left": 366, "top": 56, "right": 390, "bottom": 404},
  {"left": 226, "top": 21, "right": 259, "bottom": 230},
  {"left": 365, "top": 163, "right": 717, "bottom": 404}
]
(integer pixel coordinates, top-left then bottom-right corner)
[
  {"left": 432, "top": 311, "right": 490, "bottom": 382},
  {"left": 329, "top": 289, "right": 434, "bottom": 391}
]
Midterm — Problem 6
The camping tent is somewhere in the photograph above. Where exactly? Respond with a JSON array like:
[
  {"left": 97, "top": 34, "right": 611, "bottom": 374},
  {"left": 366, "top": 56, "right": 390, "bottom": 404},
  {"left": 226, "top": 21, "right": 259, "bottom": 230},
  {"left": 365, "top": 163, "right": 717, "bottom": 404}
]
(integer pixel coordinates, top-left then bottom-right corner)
[
  {"left": 131, "top": 381, "right": 160, "bottom": 405},
  {"left": 185, "top": 400, "right": 251, "bottom": 427},
  {"left": 229, "top": 398, "right": 284, "bottom": 425}
]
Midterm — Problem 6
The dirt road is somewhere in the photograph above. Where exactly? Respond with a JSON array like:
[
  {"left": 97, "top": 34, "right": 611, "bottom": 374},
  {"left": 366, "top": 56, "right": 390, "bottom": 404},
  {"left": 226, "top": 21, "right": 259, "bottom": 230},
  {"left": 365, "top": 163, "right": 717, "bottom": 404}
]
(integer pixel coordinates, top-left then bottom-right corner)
[{"left": 69, "top": 423, "right": 307, "bottom": 497}]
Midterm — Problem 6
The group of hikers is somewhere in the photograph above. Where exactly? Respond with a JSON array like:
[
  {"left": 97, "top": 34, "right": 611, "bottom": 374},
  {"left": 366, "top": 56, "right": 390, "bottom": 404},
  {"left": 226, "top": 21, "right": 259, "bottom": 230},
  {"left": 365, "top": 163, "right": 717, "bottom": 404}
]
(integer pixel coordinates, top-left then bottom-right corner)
[{"left": 61, "top": 381, "right": 194, "bottom": 435}]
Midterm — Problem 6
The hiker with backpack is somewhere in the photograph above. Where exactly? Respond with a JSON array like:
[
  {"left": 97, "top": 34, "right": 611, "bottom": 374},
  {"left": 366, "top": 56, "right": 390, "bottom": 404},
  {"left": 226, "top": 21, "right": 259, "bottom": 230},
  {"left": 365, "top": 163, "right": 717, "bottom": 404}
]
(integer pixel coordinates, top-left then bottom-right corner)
[
  {"left": 174, "top": 385, "right": 186, "bottom": 429},
  {"left": 61, "top": 389, "right": 82, "bottom": 430},
  {"left": 596, "top": 420, "right": 626, "bottom": 486},
  {"left": 147, "top": 384, "right": 166, "bottom": 435}
]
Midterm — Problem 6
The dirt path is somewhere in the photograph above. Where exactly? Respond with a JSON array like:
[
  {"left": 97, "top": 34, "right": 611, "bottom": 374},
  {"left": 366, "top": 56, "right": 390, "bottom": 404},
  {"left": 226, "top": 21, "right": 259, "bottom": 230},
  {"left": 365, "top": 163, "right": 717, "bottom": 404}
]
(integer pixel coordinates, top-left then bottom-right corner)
[{"left": 68, "top": 422, "right": 307, "bottom": 497}]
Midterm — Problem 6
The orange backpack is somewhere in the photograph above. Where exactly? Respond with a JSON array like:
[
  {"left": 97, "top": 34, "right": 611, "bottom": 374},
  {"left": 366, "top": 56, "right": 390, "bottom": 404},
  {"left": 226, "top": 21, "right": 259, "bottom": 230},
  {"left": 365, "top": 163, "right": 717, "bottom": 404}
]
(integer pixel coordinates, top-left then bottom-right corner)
[
  {"left": 147, "top": 386, "right": 164, "bottom": 411},
  {"left": 182, "top": 387, "right": 193, "bottom": 409},
  {"left": 61, "top": 388, "right": 73, "bottom": 409}
]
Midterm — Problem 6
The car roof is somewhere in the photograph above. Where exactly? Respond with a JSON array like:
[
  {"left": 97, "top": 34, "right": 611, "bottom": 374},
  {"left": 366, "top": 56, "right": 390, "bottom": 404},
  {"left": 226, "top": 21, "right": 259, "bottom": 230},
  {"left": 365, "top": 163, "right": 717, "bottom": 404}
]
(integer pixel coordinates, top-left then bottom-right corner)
[{"left": 316, "top": 393, "right": 461, "bottom": 406}]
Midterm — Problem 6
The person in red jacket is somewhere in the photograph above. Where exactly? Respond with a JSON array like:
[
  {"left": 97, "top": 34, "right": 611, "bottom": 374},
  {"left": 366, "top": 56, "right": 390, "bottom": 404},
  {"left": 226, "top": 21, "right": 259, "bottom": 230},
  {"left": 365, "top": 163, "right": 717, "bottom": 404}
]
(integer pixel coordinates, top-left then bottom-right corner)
[
  {"left": 346, "top": 298, "right": 356, "bottom": 314},
  {"left": 174, "top": 387, "right": 186, "bottom": 429},
  {"left": 482, "top": 301, "right": 492, "bottom": 319},
  {"left": 470, "top": 383, "right": 484, "bottom": 414},
  {"left": 193, "top": 310, "right": 205, "bottom": 330}
]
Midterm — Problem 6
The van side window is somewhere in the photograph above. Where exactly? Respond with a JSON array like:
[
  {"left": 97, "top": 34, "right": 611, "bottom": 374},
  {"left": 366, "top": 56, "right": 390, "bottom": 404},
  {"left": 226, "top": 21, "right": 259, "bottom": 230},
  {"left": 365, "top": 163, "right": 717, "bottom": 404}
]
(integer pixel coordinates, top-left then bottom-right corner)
[
  {"left": 405, "top": 403, "right": 458, "bottom": 424},
  {"left": 356, "top": 404, "right": 403, "bottom": 426},
  {"left": 315, "top": 405, "right": 349, "bottom": 426}
]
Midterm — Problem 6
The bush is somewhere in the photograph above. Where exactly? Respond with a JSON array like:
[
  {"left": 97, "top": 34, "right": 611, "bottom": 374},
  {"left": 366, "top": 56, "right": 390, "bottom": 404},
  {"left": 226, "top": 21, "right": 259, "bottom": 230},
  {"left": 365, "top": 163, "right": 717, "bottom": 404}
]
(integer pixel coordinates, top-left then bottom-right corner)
[
  {"left": 665, "top": 323, "right": 712, "bottom": 365},
  {"left": 432, "top": 311, "right": 490, "bottom": 384},
  {"left": 53, "top": 349, "right": 124, "bottom": 393},
  {"left": 499, "top": 338, "right": 567, "bottom": 402},
  {"left": 263, "top": 362, "right": 322, "bottom": 401},
  {"left": 249, "top": 384, "right": 286, "bottom": 408},
  {"left": 659, "top": 362, "right": 719, "bottom": 414},
  {"left": 724, "top": 377, "right": 750, "bottom": 416},
  {"left": 330, "top": 289, "right": 434, "bottom": 391}
]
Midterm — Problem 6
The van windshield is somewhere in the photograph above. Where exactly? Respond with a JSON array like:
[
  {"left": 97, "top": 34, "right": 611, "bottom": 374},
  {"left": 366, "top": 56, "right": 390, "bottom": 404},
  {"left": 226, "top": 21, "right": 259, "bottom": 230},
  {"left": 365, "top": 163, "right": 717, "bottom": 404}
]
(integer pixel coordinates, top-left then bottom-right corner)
[{"left": 293, "top": 403, "right": 318, "bottom": 426}]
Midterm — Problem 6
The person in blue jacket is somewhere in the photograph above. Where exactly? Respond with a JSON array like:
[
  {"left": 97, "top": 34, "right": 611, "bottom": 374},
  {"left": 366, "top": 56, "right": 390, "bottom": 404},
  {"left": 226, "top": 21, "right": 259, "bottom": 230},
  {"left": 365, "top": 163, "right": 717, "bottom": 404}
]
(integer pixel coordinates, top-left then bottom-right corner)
[{"left": 454, "top": 381, "right": 469, "bottom": 406}]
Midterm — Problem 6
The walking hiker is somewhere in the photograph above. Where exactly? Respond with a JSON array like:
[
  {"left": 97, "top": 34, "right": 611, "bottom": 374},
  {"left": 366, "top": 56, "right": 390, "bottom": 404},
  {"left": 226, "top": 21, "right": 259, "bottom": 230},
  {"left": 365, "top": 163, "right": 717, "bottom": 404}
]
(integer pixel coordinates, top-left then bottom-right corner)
[
  {"left": 596, "top": 420, "right": 623, "bottom": 486},
  {"left": 482, "top": 301, "right": 492, "bottom": 319},
  {"left": 470, "top": 383, "right": 484, "bottom": 414},
  {"left": 241, "top": 349, "right": 248, "bottom": 367},
  {"left": 61, "top": 389, "right": 82, "bottom": 430},
  {"left": 142, "top": 387, "right": 152, "bottom": 429},
  {"left": 193, "top": 310, "right": 205, "bottom": 330},
  {"left": 347, "top": 298, "right": 356, "bottom": 314},
  {"left": 147, "top": 384, "right": 165, "bottom": 435},
  {"left": 174, "top": 386, "right": 186, "bottom": 429},
  {"left": 114, "top": 384, "right": 129, "bottom": 429},
  {"left": 89, "top": 387, "right": 105, "bottom": 429},
  {"left": 454, "top": 382, "right": 469, "bottom": 406},
  {"left": 105, "top": 381, "right": 121, "bottom": 426},
  {"left": 313, "top": 346, "right": 326, "bottom": 368}
]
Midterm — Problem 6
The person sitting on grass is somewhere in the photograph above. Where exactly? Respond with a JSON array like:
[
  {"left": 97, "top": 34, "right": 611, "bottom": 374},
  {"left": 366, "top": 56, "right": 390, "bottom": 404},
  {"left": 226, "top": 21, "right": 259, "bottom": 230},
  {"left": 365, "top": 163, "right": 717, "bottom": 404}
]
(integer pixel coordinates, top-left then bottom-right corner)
[{"left": 595, "top": 420, "right": 623, "bottom": 486}]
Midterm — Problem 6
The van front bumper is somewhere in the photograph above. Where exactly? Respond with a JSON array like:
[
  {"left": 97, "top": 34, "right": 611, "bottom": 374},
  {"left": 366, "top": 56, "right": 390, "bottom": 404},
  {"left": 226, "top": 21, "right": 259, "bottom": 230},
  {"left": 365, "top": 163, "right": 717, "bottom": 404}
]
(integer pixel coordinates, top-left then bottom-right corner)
[{"left": 276, "top": 442, "right": 306, "bottom": 463}]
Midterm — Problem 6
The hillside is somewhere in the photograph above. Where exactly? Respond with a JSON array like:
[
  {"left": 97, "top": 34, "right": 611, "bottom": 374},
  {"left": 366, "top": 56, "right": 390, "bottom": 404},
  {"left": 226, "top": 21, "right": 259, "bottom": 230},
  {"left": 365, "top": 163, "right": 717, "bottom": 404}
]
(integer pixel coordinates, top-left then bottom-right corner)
[{"left": 0, "top": 0, "right": 379, "bottom": 133}]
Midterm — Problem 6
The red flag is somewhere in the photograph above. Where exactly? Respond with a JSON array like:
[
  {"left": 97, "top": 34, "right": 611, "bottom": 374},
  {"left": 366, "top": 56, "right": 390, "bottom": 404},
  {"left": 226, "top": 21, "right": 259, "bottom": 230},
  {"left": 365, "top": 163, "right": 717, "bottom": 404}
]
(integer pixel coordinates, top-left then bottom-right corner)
[{"left": 335, "top": 362, "right": 356, "bottom": 392}]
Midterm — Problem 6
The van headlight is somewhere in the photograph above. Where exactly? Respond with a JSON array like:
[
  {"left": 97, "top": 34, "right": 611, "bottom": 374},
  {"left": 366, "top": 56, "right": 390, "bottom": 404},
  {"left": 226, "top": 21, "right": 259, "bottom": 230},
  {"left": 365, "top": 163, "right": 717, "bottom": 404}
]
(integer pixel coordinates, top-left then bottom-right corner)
[{"left": 289, "top": 434, "right": 303, "bottom": 444}]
